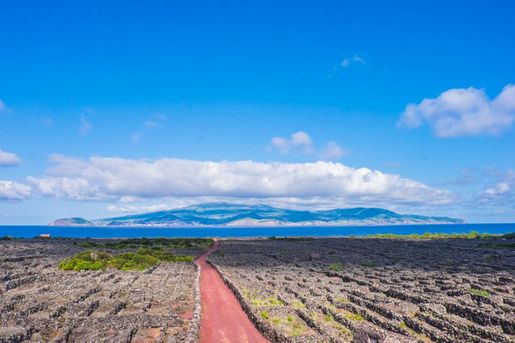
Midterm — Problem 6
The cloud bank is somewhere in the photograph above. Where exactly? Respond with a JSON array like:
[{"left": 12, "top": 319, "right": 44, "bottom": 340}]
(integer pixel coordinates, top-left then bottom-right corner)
[
  {"left": 0, "top": 149, "right": 21, "bottom": 167},
  {"left": 0, "top": 181, "right": 31, "bottom": 201},
  {"left": 27, "top": 155, "right": 452, "bottom": 207},
  {"left": 398, "top": 84, "right": 515, "bottom": 137}
]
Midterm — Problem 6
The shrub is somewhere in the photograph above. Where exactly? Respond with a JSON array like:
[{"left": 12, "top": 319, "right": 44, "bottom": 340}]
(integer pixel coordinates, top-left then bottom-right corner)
[
  {"left": 360, "top": 260, "right": 376, "bottom": 268},
  {"left": 260, "top": 311, "right": 270, "bottom": 319},
  {"left": 59, "top": 248, "right": 193, "bottom": 272},
  {"left": 328, "top": 263, "right": 344, "bottom": 272},
  {"left": 468, "top": 288, "right": 490, "bottom": 298}
]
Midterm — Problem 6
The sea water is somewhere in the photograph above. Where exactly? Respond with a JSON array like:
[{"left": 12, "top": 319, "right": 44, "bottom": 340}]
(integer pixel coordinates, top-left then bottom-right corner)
[{"left": 0, "top": 223, "right": 513, "bottom": 239}]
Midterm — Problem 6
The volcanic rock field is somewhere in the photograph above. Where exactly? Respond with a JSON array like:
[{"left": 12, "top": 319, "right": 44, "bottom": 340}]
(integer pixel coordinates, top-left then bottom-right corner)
[
  {"left": 0, "top": 236, "right": 514, "bottom": 342},
  {"left": 0, "top": 239, "right": 203, "bottom": 343},
  {"left": 208, "top": 237, "right": 515, "bottom": 343}
]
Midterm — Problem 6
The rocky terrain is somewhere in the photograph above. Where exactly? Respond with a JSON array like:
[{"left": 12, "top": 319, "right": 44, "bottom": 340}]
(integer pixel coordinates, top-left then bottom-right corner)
[
  {"left": 209, "top": 237, "right": 515, "bottom": 343},
  {"left": 0, "top": 238, "right": 204, "bottom": 343}
]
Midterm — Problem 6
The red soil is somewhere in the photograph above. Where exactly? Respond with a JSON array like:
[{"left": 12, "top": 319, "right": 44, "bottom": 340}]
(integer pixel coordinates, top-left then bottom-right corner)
[{"left": 197, "top": 240, "right": 270, "bottom": 343}]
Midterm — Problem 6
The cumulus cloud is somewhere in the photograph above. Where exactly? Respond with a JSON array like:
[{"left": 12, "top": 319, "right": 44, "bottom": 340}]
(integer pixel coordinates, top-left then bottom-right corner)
[
  {"left": 27, "top": 155, "right": 452, "bottom": 207},
  {"left": 0, "top": 181, "right": 31, "bottom": 201},
  {"left": 398, "top": 84, "right": 515, "bottom": 137},
  {"left": 269, "top": 131, "right": 314, "bottom": 154},
  {"left": 483, "top": 170, "right": 514, "bottom": 198},
  {"left": 0, "top": 149, "right": 21, "bottom": 167},
  {"left": 268, "top": 132, "right": 346, "bottom": 160}
]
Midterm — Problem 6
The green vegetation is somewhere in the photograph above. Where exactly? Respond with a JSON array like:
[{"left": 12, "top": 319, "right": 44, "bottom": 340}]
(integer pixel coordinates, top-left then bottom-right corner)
[
  {"left": 0, "top": 235, "right": 14, "bottom": 240},
  {"left": 77, "top": 237, "right": 213, "bottom": 250},
  {"left": 336, "top": 297, "right": 350, "bottom": 303},
  {"left": 399, "top": 321, "right": 431, "bottom": 342},
  {"left": 328, "top": 263, "right": 344, "bottom": 272},
  {"left": 251, "top": 296, "right": 285, "bottom": 307},
  {"left": 271, "top": 317, "right": 281, "bottom": 325},
  {"left": 292, "top": 300, "right": 305, "bottom": 309},
  {"left": 367, "top": 231, "right": 515, "bottom": 240},
  {"left": 328, "top": 262, "right": 344, "bottom": 271},
  {"left": 344, "top": 312, "right": 364, "bottom": 321},
  {"left": 360, "top": 260, "right": 377, "bottom": 268},
  {"left": 59, "top": 247, "right": 194, "bottom": 272},
  {"left": 468, "top": 288, "right": 490, "bottom": 298},
  {"left": 260, "top": 311, "right": 270, "bottom": 319}
]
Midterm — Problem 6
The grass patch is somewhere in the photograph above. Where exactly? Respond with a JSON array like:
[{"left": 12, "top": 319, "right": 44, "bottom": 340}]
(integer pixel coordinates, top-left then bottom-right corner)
[
  {"left": 367, "top": 231, "right": 514, "bottom": 240},
  {"left": 251, "top": 296, "right": 285, "bottom": 307},
  {"left": 328, "top": 263, "right": 344, "bottom": 272},
  {"left": 468, "top": 288, "right": 490, "bottom": 298},
  {"left": 59, "top": 248, "right": 194, "bottom": 272},
  {"left": 292, "top": 300, "right": 305, "bottom": 309},
  {"left": 336, "top": 297, "right": 350, "bottom": 303},
  {"left": 344, "top": 312, "right": 364, "bottom": 321}
]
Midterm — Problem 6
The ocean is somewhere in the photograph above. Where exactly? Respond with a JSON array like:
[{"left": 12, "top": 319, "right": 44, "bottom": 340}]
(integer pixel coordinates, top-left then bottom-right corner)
[{"left": 0, "top": 223, "right": 513, "bottom": 239}]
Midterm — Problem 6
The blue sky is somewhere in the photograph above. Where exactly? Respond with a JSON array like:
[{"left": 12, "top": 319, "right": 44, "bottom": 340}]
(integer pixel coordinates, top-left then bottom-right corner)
[{"left": 1, "top": 0, "right": 514, "bottom": 224}]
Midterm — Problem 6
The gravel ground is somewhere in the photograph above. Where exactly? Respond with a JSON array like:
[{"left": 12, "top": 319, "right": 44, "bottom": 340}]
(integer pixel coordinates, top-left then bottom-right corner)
[
  {"left": 209, "top": 237, "right": 515, "bottom": 343},
  {"left": 0, "top": 239, "right": 202, "bottom": 343}
]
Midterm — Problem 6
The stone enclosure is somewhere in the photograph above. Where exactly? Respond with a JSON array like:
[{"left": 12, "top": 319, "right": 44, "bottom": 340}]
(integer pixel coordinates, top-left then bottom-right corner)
[{"left": 209, "top": 237, "right": 515, "bottom": 343}]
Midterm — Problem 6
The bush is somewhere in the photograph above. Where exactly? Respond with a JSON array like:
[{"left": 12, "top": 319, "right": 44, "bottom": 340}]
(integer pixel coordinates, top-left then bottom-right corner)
[
  {"left": 328, "top": 263, "right": 344, "bottom": 272},
  {"left": 59, "top": 248, "right": 194, "bottom": 272},
  {"left": 468, "top": 288, "right": 490, "bottom": 298}
]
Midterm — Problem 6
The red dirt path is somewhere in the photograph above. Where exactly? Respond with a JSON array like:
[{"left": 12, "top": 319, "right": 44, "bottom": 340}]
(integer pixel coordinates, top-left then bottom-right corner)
[{"left": 197, "top": 240, "right": 270, "bottom": 343}]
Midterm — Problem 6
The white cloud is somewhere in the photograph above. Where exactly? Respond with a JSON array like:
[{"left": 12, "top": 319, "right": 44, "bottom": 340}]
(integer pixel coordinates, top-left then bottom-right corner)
[
  {"left": 0, "top": 99, "right": 6, "bottom": 112},
  {"left": 398, "top": 84, "right": 515, "bottom": 137},
  {"left": 320, "top": 141, "right": 347, "bottom": 160},
  {"left": 485, "top": 182, "right": 510, "bottom": 196},
  {"left": 269, "top": 131, "right": 314, "bottom": 154},
  {"left": 269, "top": 131, "right": 346, "bottom": 160},
  {"left": 483, "top": 170, "right": 514, "bottom": 198},
  {"left": 27, "top": 155, "right": 452, "bottom": 207},
  {"left": 0, "top": 149, "right": 21, "bottom": 167},
  {"left": 0, "top": 181, "right": 31, "bottom": 201},
  {"left": 79, "top": 113, "right": 93, "bottom": 136},
  {"left": 341, "top": 55, "right": 365, "bottom": 69}
]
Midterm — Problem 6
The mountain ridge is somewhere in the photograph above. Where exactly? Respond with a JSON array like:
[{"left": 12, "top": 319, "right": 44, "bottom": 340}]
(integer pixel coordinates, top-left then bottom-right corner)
[{"left": 48, "top": 203, "right": 464, "bottom": 227}]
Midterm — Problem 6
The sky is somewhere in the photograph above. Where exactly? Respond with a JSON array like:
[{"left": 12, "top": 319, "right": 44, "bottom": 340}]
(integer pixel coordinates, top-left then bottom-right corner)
[{"left": 1, "top": 0, "right": 515, "bottom": 224}]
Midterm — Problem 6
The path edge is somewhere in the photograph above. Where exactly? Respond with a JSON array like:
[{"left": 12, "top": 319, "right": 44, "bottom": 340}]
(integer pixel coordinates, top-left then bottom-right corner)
[
  {"left": 206, "top": 259, "right": 288, "bottom": 343},
  {"left": 185, "top": 262, "right": 202, "bottom": 343}
]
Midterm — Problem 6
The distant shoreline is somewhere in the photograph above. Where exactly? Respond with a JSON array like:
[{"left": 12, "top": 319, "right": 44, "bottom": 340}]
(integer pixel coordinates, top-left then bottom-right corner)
[{"left": 1, "top": 223, "right": 513, "bottom": 239}]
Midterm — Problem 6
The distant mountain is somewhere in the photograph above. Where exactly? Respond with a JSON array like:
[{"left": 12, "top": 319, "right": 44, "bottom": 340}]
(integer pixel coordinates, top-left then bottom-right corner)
[
  {"left": 49, "top": 203, "right": 464, "bottom": 227},
  {"left": 48, "top": 217, "right": 95, "bottom": 226}
]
